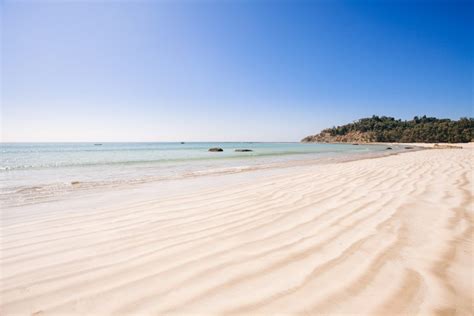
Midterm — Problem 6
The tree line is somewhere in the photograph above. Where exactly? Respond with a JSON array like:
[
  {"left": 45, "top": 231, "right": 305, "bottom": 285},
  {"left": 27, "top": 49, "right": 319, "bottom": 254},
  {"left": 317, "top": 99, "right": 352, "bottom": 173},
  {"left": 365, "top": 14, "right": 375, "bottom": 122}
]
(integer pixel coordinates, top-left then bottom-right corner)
[{"left": 322, "top": 116, "right": 473, "bottom": 143}]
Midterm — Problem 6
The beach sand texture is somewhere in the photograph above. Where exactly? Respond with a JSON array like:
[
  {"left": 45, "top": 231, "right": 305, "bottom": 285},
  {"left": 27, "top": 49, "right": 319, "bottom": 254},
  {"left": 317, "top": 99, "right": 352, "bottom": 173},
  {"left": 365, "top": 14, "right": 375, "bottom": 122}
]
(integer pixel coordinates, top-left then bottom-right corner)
[{"left": 1, "top": 148, "right": 473, "bottom": 315}]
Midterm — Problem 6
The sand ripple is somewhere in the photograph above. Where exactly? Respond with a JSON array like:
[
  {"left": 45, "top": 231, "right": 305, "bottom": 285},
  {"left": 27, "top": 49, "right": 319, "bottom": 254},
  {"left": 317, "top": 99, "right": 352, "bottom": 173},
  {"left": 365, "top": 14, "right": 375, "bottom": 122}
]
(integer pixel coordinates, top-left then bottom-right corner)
[{"left": 1, "top": 149, "right": 472, "bottom": 315}]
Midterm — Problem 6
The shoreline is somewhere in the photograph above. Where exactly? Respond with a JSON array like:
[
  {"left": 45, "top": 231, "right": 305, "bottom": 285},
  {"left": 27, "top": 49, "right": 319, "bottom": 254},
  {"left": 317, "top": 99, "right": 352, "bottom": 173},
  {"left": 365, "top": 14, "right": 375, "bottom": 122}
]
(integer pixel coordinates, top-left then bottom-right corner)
[
  {"left": 302, "top": 141, "right": 474, "bottom": 148},
  {"left": 1, "top": 145, "right": 420, "bottom": 209}
]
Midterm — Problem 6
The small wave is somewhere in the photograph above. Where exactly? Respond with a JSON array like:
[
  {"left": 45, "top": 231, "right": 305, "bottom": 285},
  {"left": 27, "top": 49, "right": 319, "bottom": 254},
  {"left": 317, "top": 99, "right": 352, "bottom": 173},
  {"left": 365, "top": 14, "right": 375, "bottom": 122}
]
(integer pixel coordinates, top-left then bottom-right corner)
[{"left": 0, "top": 151, "right": 313, "bottom": 172}]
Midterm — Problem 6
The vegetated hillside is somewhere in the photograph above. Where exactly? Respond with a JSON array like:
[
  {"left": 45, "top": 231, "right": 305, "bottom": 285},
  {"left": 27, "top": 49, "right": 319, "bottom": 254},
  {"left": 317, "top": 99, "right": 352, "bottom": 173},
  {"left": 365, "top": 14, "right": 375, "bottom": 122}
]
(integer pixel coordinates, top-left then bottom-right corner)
[{"left": 302, "top": 116, "right": 474, "bottom": 143}]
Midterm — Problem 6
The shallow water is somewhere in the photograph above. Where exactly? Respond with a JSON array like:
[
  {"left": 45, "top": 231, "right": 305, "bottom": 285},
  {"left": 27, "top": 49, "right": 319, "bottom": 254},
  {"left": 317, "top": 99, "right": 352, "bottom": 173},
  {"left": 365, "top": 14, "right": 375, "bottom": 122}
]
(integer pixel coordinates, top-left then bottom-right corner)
[{"left": 1, "top": 142, "right": 396, "bottom": 206}]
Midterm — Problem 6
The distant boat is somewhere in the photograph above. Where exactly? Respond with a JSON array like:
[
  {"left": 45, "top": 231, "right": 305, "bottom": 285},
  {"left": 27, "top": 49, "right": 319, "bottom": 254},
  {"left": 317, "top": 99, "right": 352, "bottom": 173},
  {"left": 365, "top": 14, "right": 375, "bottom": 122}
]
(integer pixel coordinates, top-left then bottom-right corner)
[{"left": 94, "top": 144, "right": 103, "bottom": 146}]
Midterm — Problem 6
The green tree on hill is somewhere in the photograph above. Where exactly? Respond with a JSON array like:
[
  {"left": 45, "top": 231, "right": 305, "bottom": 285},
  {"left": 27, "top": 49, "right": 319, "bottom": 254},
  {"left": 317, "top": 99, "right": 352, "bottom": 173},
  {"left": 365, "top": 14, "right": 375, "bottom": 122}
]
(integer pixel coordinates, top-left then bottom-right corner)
[{"left": 314, "top": 116, "right": 473, "bottom": 143}]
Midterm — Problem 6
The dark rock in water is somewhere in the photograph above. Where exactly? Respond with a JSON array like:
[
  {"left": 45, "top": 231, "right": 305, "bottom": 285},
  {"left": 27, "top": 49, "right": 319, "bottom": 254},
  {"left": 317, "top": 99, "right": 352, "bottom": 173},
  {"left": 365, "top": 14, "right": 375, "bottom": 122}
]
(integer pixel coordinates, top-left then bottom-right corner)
[
  {"left": 71, "top": 181, "right": 80, "bottom": 185},
  {"left": 208, "top": 147, "right": 223, "bottom": 152},
  {"left": 352, "top": 143, "right": 359, "bottom": 145},
  {"left": 94, "top": 144, "right": 102, "bottom": 146},
  {"left": 180, "top": 142, "right": 185, "bottom": 144},
  {"left": 386, "top": 147, "right": 392, "bottom": 150},
  {"left": 404, "top": 146, "right": 414, "bottom": 149},
  {"left": 235, "top": 149, "right": 253, "bottom": 152}
]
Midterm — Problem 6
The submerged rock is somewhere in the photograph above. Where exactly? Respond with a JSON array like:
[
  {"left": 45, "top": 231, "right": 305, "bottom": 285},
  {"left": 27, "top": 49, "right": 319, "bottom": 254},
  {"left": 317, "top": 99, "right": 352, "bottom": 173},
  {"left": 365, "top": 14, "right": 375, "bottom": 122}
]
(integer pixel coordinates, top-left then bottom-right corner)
[
  {"left": 386, "top": 147, "right": 392, "bottom": 150},
  {"left": 235, "top": 149, "right": 253, "bottom": 152},
  {"left": 404, "top": 146, "right": 414, "bottom": 149},
  {"left": 208, "top": 147, "right": 223, "bottom": 152}
]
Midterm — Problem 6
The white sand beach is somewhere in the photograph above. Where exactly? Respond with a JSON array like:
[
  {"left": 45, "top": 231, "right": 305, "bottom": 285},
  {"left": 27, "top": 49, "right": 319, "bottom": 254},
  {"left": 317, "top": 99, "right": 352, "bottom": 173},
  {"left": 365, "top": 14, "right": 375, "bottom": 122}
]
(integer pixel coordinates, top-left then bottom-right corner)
[{"left": 1, "top": 148, "right": 473, "bottom": 315}]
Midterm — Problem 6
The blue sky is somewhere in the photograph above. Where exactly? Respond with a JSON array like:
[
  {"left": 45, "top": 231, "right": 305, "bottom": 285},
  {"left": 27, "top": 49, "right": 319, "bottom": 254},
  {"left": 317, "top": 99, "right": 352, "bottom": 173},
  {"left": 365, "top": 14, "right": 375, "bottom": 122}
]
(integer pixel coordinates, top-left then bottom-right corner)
[{"left": 2, "top": 0, "right": 473, "bottom": 142}]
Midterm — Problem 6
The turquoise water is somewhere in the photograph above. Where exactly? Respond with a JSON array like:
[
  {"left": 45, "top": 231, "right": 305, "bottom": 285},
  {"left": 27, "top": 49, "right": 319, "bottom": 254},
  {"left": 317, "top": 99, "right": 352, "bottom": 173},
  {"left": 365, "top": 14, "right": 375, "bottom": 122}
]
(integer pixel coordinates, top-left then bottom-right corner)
[{"left": 0, "top": 142, "right": 392, "bottom": 205}]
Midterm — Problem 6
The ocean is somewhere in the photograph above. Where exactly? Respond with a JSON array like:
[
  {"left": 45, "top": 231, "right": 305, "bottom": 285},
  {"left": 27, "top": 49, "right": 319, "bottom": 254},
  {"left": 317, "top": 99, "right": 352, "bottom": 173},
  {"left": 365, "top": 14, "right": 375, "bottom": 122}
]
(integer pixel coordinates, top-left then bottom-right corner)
[{"left": 0, "top": 142, "right": 397, "bottom": 206}]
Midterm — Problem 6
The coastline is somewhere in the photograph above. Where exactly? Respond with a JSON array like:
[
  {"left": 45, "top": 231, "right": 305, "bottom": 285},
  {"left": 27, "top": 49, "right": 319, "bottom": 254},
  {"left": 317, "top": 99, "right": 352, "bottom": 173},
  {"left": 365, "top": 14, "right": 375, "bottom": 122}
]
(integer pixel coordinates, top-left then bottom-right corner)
[
  {"left": 371, "top": 142, "right": 473, "bottom": 149},
  {"left": 1, "top": 144, "right": 418, "bottom": 208},
  {"left": 1, "top": 147, "right": 472, "bottom": 315},
  {"left": 302, "top": 141, "right": 474, "bottom": 149}
]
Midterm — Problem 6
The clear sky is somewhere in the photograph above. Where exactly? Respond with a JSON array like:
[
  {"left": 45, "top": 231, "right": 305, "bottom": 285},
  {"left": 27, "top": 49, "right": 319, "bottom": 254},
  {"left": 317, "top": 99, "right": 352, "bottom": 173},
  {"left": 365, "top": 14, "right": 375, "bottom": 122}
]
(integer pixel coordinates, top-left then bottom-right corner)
[{"left": 2, "top": 0, "right": 473, "bottom": 142}]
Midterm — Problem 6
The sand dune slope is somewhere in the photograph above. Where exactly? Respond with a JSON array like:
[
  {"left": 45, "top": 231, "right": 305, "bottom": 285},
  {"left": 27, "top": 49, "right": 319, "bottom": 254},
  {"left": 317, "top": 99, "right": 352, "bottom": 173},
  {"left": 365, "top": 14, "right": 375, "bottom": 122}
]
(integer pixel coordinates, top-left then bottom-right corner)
[{"left": 1, "top": 149, "right": 473, "bottom": 315}]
